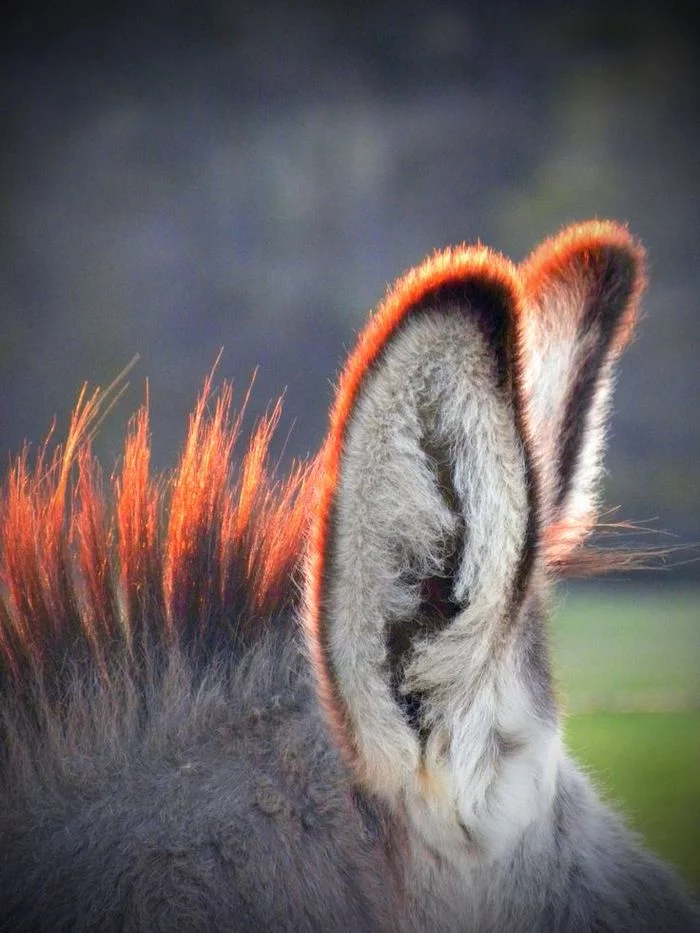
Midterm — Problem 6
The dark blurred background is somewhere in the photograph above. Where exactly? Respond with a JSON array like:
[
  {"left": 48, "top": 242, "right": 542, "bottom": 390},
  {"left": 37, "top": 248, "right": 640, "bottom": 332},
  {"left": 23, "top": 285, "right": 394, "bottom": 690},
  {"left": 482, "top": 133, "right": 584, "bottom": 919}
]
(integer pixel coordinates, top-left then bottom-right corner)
[{"left": 2, "top": 0, "right": 699, "bottom": 573}]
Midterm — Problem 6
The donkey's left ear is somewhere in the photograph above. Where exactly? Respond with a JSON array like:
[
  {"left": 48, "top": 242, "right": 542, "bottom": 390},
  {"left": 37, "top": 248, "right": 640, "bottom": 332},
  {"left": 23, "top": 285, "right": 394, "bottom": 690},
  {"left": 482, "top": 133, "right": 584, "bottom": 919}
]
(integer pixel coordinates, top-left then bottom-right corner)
[
  {"left": 303, "top": 246, "right": 534, "bottom": 796},
  {"left": 518, "top": 220, "right": 646, "bottom": 559}
]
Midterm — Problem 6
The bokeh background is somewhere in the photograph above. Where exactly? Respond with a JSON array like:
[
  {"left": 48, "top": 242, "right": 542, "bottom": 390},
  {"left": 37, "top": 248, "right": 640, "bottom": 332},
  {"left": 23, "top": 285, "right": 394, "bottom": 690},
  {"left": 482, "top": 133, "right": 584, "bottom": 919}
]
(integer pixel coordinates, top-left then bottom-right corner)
[{"left": 2, "top": 0, "right": 699, "bottom": 889}]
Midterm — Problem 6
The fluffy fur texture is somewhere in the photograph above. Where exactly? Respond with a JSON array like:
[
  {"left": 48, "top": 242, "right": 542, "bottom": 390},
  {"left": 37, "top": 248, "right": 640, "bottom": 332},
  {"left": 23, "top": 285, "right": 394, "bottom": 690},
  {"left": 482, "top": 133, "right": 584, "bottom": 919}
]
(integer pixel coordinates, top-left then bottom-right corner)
[{"left": 1, "top": 220, "right": 698, "bottom": 931}]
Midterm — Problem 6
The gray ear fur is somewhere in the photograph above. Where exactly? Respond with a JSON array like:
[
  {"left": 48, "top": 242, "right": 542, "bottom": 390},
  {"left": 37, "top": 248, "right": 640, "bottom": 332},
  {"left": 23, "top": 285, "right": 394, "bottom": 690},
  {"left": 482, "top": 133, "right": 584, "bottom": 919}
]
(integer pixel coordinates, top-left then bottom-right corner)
[{"left": 303, "top": 248, "right": 555, "bottom": 856}]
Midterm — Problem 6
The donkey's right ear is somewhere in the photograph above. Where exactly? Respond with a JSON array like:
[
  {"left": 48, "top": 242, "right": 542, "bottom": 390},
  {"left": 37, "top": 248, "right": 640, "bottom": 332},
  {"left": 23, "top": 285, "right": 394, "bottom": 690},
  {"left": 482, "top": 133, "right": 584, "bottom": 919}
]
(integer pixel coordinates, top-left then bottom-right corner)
[
  {"left": 518, "top": 221, "right": 646, "bottom": 561},
  {"left": 303, "top": 248, "right": 537, "bottom": 797}
]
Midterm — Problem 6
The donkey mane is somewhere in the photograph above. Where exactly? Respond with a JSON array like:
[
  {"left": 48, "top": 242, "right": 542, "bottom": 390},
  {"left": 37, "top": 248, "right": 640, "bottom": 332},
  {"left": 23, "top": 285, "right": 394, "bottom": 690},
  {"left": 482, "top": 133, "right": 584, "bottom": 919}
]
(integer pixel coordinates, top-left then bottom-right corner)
[{"left": 0, "top": 371, "right": 313, "bottom": 704}]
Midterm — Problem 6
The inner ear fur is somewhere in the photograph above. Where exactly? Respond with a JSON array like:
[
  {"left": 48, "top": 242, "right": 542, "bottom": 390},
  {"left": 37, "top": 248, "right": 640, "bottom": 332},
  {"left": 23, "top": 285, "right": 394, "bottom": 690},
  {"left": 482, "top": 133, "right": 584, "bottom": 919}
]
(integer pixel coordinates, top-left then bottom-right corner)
[{"left": 304, "top": 246, "right": 538, "bottom": 791}]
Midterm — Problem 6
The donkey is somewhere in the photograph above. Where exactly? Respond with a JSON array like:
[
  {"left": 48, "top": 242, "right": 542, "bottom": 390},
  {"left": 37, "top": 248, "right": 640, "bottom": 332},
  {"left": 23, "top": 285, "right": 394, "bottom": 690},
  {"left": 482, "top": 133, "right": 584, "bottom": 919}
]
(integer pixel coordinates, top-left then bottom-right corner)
[{"left": 0, "top": 220, "right": 698, "bottom": 931}]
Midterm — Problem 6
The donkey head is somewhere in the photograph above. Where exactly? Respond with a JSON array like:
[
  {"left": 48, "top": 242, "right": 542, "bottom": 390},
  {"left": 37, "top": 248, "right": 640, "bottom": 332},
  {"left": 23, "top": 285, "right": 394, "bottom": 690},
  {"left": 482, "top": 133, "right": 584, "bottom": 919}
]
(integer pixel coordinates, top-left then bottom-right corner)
[
  {"left": 303, "top": 220, "right": 645, "bottom": 864},
  {"left": 6, "top": 218, "right": 680, "bottom": 933}
]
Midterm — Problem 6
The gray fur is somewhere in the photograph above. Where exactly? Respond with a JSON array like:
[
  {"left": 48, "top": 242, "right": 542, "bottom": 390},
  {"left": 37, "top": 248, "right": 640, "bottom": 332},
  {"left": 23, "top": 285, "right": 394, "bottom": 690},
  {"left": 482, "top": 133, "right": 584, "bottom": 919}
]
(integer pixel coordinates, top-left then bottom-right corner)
[{"left": 1, "top": 225, "right": 698, "bottom": 931}]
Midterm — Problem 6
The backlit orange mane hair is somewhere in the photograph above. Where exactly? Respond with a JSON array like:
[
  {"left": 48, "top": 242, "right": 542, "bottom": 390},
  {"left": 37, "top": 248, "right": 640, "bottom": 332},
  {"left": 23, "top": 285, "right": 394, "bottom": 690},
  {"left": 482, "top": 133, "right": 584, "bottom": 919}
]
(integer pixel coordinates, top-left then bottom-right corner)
[{"left": 0, "top": 371, "right": 314, "bottom": 694}]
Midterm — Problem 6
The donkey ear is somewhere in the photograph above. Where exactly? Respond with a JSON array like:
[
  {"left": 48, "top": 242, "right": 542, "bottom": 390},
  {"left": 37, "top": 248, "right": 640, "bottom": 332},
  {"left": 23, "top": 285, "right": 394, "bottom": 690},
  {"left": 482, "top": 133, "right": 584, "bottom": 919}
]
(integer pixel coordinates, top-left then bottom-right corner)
[
  {"left": 304, "top": 248, "right": 537, "bottom": 796},
  {"left": 518, "top": 221, "right": 646, "bottom": 559}
]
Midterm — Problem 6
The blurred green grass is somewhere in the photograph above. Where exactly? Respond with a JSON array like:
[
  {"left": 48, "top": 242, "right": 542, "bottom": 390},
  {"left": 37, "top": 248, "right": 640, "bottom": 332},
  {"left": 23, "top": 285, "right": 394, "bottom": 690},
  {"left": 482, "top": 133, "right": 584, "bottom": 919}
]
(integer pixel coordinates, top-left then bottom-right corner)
[
  {"left": 566, "top": 713, "right": 700, "bottom": 892},
  {"left": 552, "top": 585, "right": 700, "bottom": 891}
]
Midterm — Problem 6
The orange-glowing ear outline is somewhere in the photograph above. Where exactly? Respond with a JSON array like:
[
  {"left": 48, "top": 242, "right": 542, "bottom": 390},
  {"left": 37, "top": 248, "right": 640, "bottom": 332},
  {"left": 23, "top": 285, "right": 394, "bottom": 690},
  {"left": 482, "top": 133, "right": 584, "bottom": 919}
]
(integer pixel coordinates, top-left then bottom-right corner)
[{"left": 305, "top": 245, "right": 533, "bottom": 772}]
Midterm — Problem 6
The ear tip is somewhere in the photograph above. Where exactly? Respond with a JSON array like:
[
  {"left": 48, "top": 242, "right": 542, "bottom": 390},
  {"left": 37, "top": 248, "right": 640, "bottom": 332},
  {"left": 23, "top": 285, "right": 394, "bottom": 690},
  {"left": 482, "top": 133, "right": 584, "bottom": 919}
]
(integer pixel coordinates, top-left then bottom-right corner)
[
  {"left": 342, "top": 244, "right": 523, "bottom": 402},
  {"left": 328, "top": 241, "right": 523, "bottom": 433},
  {"left": 387, "top": 243, "right": 523, "bottom": 312},
  {"left": 521, "top": 219, "right": 647, "bottom": 286},
  {"left": 520, "top": 219, "right": 647, "bottom": 353}
]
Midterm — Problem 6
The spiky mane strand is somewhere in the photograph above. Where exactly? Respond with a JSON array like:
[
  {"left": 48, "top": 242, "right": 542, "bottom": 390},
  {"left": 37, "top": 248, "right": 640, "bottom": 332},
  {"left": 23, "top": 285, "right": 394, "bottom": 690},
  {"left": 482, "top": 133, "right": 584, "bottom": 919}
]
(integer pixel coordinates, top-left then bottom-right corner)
[{"left": 0, "top": 376, "right": 314, "bottom": 699}]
